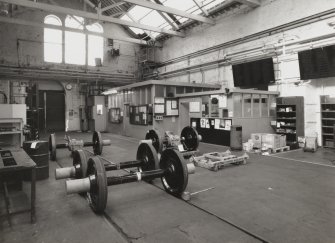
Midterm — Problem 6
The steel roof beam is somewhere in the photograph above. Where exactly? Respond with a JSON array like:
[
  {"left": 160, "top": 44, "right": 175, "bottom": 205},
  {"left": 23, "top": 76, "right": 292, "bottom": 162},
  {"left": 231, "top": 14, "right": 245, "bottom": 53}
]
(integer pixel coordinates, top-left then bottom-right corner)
[
  {"left": 122, "top": 0, "right": 215, "bottom": 25},
  {"left": 0, "top": 0, "right": 185, "bottom": 37}
]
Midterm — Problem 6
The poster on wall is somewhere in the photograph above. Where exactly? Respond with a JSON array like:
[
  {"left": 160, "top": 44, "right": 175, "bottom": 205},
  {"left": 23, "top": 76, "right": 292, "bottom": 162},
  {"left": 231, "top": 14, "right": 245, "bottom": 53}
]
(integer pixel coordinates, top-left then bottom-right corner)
[
  {"left": 224, "top": 119, "right": 232, "bottom": 131},
  {"left": 155, "top": 97, "right": 165, "bottom": 104},
  {"left": 200, "top": 118, "right": 207, "bottom": 128},
  {"left": 154, "top": 104, "right": 165, "bottom": 114},
  {"left": 171, "top": 100, "right": 177, "bottom": 109},
  {"left": 214, "top": 119, "right": 220, "bottom": 129},
  {"left": 97, "top": 105, "right": 103, "bottom": 115},
  {"left": 205, "top": 119, "right": 210, "bottom": 128},
  {"left": 165, "top": 98, "right": 179, "bottom": 116},
  {"left": 218, "top": 95, "right": 227, "bottom": 108},
  {"left": 189, "top": 101, "right": 201, "bottom": 113}
]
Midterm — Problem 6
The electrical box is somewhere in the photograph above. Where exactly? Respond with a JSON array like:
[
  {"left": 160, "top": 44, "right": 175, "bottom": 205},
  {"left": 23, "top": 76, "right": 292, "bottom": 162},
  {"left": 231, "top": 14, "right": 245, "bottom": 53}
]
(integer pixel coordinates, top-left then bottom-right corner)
[{"left": 87, "top": 96, "right": 107, "bottom": 132}]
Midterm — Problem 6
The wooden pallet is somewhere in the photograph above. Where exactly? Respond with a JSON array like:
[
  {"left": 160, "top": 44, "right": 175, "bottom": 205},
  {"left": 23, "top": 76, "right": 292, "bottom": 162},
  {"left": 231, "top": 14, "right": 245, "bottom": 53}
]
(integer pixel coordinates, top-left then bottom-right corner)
[
  {"left": 192, "top": 151, "right": 249, "bottom": 172},
  {"left": 271, "top": 146, "right": 290, "bottom": 153}
]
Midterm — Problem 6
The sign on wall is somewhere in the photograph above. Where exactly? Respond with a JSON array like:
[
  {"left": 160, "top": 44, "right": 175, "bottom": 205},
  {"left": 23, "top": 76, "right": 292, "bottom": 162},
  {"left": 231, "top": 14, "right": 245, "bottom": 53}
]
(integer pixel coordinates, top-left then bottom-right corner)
[{"left": 189, "top": 101, "right": 201, "bottom": 113}]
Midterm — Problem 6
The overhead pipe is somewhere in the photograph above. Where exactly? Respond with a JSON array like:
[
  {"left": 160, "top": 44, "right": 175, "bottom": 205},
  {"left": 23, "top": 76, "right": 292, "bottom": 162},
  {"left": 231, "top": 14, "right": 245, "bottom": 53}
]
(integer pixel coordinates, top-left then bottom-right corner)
[
  {"left": 158, "top": 8, "right": 335, "bottom": 66},
  {"left": 146, "top": 28, "right": 335, "bottom": 80}
]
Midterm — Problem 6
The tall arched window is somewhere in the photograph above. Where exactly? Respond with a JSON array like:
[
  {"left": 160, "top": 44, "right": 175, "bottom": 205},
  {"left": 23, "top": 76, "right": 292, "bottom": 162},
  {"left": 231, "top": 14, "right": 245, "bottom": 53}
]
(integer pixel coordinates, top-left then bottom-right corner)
[
  {"left": 65, "top": 15, "right": 86, "bottom": 65},
  {"left": 44, "top": 15, "right": 62, "bottom": 63},
  {"left": 86, "top": 23, "right": 104, "bottom": 66}
]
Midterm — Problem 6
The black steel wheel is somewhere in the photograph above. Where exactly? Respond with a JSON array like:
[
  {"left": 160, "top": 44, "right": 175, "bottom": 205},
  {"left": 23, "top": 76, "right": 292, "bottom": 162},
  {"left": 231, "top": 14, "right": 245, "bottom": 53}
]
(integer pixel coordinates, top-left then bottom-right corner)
[
  {"left": 93, "top": 131, "right": 103, "bottom": 155},
  {"left": 49, "top": 133, "right": 56, "bottom": 161},
  {"left": 145, "top": 129, "right": 162, "bottom": 153},
  {"left": 72, "top": 150, "right": 88, "bottom": 179},
  {"left": 160, "top": 148, "right": 188, "bottom": 197},
  {"left": 137, "top": 142, "right": 159, "bottom": 172},
  {"left": 86, "top": 157, "right": 108, "bottom": 214},
  {"left": 181, "top": 126, "right": 200, "bottom": 151}
]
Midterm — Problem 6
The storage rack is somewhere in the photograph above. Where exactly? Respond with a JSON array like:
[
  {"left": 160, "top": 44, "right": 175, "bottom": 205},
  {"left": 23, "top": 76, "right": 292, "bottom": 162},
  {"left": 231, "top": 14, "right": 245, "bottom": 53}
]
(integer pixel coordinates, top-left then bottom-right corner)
[
  {"left": 320, "top": 95, "right": 335, "bottom": 148},
  {"left": 276, "top": 97, "right": 304, "bottom": 147}
]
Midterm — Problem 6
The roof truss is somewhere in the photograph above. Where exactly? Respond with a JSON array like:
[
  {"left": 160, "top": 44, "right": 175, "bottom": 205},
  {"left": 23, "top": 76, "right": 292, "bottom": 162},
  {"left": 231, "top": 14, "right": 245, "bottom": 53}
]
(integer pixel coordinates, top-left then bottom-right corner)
[
  {"left": 0, "top": 0, "right": 185, "bottom": 37},
  {"left": 0, "top": 16, "right": 162, "bottom": 45},
  {"left": 121, "top": 0, "right": 215, "bottom": 25},
  {"left": 235, "top": 0, "right": 260, "bottom": 8}
]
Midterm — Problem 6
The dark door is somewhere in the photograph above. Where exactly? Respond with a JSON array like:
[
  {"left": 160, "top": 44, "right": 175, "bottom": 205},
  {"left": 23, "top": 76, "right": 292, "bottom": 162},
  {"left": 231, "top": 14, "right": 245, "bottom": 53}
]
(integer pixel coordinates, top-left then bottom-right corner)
[{"left": 39, "top": 90, "right": 65, "bottom": 132}]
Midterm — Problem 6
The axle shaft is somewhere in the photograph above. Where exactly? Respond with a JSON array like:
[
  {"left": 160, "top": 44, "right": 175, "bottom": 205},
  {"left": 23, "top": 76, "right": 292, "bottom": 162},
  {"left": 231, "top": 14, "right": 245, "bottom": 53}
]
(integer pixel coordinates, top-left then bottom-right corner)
[{"left": 106, "top": 169, "right": 165, "bottom": 186}]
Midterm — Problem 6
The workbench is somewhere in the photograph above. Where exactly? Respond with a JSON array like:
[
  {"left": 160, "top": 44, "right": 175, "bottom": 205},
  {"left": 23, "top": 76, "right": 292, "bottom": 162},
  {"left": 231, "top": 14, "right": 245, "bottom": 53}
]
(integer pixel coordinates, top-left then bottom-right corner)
[{"left": 0, "top": 148, "right": 36, "bottom": 224}]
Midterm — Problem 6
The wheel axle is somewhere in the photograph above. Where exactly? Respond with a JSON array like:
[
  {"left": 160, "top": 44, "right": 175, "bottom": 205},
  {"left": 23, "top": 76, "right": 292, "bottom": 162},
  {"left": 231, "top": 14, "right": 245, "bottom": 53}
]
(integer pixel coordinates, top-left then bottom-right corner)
[
  {"left": 49, "top": 131, "right": 111, "bottom": 161},
  {"left": 65, "top": 144, "right": 192, "bottom": 213}
]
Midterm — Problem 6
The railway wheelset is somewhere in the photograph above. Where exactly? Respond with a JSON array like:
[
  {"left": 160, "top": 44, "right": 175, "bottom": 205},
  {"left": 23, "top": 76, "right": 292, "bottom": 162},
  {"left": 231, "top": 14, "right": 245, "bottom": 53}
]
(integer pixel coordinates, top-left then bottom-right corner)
[
  {"left": 55, "top": 126, "right": 202, "bottom": 213},
  {"left": 49, "top": 131, "right": 112, "bottom": 161},
  {"left": 56, "top": 142, "right": 195, "bottom": 213},
  {"left": 142, "top": 126, "right": 202, "bottom": 156}
]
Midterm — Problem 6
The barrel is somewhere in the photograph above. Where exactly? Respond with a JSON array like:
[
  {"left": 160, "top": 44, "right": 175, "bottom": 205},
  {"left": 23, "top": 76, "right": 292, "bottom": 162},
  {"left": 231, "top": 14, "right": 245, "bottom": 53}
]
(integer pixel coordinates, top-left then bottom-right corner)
[{"left": 23, "top": 140, "right": 49, "bottom": 180}]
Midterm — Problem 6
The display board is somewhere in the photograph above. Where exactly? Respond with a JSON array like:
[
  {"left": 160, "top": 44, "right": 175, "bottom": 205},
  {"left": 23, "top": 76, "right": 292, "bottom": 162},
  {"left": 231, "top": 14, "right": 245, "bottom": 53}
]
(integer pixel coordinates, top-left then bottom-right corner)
[
  {"left": 190, "top": 101, "right": 201, "bottom": 113},
  {"left": 165, "top": 98, "right": 179, "bottom": 116},
  {"left": 191, "top": 118, "right": 232, "bottom": 146},
  {"left": 154, "top": 97, "right": 165, "bottom": 115},
  {"left": 130, "top": 105, "right": 153, "bottom": 125},
  {"left": 232, "top": 58, "right": 275, "bottom": 90},
  {"left": 298, "top": 45, "right": 335, "bottom": 80}
]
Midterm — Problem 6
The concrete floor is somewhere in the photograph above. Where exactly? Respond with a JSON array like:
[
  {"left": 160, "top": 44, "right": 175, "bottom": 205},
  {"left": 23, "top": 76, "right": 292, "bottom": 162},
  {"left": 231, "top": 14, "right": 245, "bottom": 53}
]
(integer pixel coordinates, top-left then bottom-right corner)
[{"left": 1, "top": 132, "right": 335, "bottom": 243}]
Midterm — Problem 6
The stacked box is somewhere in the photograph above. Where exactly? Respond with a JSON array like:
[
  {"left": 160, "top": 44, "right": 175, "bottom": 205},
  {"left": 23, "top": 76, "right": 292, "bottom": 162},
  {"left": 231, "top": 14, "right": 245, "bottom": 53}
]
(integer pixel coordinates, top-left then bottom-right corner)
[
  {"left": 262, "top": 134, "right": 281, "bottom": 149},
  {"left": 280, "top": 135, "right": 286, "bottom": 147},
  {"left": 251, "top": 133, "right": 266, "bottom": 148}
]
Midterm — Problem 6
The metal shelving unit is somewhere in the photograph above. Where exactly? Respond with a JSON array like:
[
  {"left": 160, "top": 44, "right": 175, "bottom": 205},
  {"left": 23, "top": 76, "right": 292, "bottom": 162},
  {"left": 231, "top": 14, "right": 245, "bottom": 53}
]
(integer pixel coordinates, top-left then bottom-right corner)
[
  {"left": 320, "top": 96, "right": 335, "bottom": 148},
  {"left": 276, "top": 97, "right": 304, "bottom": 148}
]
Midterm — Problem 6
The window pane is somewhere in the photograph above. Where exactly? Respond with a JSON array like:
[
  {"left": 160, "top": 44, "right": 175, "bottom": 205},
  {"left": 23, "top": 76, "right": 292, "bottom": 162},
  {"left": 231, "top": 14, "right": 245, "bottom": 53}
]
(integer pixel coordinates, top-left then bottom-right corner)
[
  {"left": 155, "top": 85, "right": 164, "bottom": 97},
  {"left": 44, "top": 28, "right": 62, "bottom": 63},
  {"left": 86, "top": 23, "right": 103, "bottom": 33},
  {"left": 185, "top": 87, "right": 193, "bottom": 93},
  {"left": 65, "top": 15, "right": 84, "bottom": 29},
  {"left": 88, "top": 35, "right": 103, "bottom": 66},
  {"left": 252, "top": 94, "right": 260, "bottom": 117},
  {"left": 45, "top": 15, "right": 62, "bottom": 26},
  {"left": 176, "top": 86, "right": 184, "bottom": 94},
  {"left": 233, "top": 93, "right": 242, "bottom": 117},
  {"left": 65, "top": 31, "right": 85, "bottom": 65},
  {"left": 243, "top": 94, "right": 252, "bottom": 117},
  {"left": 147, "top": 87, "right": 152, "bottom": 104},
  {"left": 261, "top": 95, "right": 268, "bottom": 117},
  {"left": 166, "top": 86, "right": 175, "bottom": 97},
  {"left": 140, "top": 87, "right": 146, "bottom": 104}
]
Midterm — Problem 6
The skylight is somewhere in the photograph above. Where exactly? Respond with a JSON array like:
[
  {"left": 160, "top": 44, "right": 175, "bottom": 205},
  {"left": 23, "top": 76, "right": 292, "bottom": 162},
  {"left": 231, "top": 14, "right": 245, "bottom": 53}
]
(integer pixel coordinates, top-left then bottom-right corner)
[{"left": 120, "top": 0, "right": 228, "bottom": 39}]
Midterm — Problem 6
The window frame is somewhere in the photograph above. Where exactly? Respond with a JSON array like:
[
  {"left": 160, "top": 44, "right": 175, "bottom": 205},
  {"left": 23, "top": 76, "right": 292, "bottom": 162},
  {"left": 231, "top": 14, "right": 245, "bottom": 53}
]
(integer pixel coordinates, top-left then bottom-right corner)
[{"left": 43, "top": 14, "right": 104, "bottom": 66}]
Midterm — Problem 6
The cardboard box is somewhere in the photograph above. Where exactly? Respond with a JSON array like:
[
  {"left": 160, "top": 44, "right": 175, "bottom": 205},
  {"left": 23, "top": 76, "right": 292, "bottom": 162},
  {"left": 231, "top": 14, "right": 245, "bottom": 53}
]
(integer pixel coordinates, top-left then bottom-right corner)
[
  {"left": 262, "top": 134, "right": 281, "bottom": 149},
  {"left": 251, "top": 133, "right": 266, "bottom": 148},
  {"left": 243, "top": 142, "right": 253, "bottom": 152},
  {"left": 280, "top": 135, "right": 286, "bottom": 147}
]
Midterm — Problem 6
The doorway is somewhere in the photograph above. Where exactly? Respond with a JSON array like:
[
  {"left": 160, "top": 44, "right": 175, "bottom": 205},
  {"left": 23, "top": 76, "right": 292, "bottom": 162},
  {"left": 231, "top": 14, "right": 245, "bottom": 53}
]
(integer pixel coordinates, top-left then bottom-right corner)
[
  {"left": 39, "top": 90, "right": 65, "bottom": 132},
  {"left": 179, "top": 102, "right": 190, "bottom": 130}
]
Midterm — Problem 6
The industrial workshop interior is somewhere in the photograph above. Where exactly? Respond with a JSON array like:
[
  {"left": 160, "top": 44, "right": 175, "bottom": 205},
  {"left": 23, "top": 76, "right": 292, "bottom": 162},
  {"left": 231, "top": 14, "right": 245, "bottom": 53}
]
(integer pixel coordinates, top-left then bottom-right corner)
[{"left": 1, "top": 0, "right": 335, "bottom": 242}]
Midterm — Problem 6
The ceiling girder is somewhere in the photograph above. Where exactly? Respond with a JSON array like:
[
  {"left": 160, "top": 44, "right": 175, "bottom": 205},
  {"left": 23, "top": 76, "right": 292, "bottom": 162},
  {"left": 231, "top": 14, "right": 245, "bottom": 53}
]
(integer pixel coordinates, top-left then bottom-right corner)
[
  {"left": 235, "top": 0, "right": 260, "bottom": 8},
  {"left": 0, "top": 0, "right": 185, "bottom": 37},
  {"left": 192, "top": 0, "right": 209, "bottom": 16},
  {"left": 0, "top": 16, "right": 163, "bottom": 46},
  {"left": 101, "top": 2, "right": 126, "bottom": 13},
  {"left": 121, "top": 0, "right": 215, "bottom": 25}
]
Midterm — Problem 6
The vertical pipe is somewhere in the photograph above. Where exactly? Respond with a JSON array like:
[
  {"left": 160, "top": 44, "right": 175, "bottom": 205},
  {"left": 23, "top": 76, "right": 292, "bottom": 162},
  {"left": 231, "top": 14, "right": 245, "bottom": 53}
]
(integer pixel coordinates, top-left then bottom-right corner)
[{"left": 44, "top": 91, "right": 47, "bottom": 132}]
